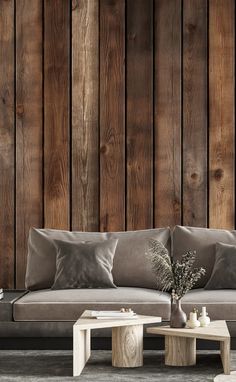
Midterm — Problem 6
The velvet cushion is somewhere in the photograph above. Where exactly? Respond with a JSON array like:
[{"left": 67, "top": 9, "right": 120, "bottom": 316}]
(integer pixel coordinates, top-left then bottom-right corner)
[
  {"left": 25, "top": 227, "right": 170, "bottom": 290},
  {"left": 51, "top": 239, "right": 118, "bottom": 290},
  {"left": 172, "top": 226, "right": 236, "bottom": 288},
  {"left": 25, "top": 229, "right": 107, "bottom": 290},
  {"left": 204, "top": 242, "right": 236, "bottom": 290},
  {"left": 181, "top": 288, "right": 236, "bottom": 320},
  {"left": 109, "top": 228, "right": 171, "bottom": 289},
  {"left": 13, "top": 287, "right": 171, "bottom": 321}
]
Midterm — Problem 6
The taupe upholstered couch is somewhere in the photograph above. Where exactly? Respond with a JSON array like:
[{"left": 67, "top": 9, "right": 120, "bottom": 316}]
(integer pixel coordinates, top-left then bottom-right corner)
[{"left": 1, "top": 226, "right": 236, "bottom": 339}]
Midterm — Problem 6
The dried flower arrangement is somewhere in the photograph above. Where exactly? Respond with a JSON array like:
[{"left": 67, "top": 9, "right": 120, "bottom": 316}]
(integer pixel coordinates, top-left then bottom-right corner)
[
  {"left": 147, "top": 239, "right": 206, "bottom": 300},
  {"left": 147, "top": 239, "right": 206, "bottom": 328}
]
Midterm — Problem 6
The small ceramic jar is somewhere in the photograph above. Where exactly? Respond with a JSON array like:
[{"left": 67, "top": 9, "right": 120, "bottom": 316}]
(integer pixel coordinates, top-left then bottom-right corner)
[
  {"left": 186, "top": 311, "right": 201, "bottom": 329},
  {"left": 199, "top": 306, "right": 210, "bottom": 327}
]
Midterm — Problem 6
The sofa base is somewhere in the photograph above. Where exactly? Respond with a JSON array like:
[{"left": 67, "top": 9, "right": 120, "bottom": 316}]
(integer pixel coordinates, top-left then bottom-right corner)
[
  {"left": 1, "top": 321, "right": 236, "bottom": 337},
  {"left": 1, "top": 321, "right": 236, "bottom": 350},
  {"left": 1, "top": 337, "right": 236, "bottom": 350}
]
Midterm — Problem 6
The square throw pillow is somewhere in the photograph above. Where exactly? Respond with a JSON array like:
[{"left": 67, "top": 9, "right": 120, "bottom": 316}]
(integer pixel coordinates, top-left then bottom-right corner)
[
  {"left": 205, "top": 242, "right": 236, "bottom": 290},
  {"left": 51, "top": 239, "right": 118, "bottom": 290},
  {"left": 25, "top": 228, "right": 107, "bottom": 290}
]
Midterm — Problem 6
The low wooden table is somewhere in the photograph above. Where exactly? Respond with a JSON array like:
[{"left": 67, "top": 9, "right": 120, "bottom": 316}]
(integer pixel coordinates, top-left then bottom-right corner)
[
  {"left": 147, "top": 320, "right": 231, "bottom": 375},
  {"left": 73, "top": 310, "right": 161, "bottom": 376}
]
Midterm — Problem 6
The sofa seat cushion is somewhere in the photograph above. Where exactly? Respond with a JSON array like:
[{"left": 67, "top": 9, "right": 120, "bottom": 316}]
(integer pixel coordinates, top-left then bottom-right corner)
[
  {"left": 182, "top": 289, "right": 236, "bottom": 320},
  {"left": 13, "top": 287, "right": 171, "bottom": 322},
  {"left": 173, "top": 226, "right": 236, "bottom": 287}
]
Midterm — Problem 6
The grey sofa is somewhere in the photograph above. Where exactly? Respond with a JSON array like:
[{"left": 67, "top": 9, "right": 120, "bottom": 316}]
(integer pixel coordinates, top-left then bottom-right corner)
[{"left": 1, "top": 225, "right": 236, "bottom": 340}]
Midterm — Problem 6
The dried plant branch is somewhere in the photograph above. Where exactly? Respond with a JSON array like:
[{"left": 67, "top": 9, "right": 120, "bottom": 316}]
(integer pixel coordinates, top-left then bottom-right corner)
[{"left": 147, "top": 240, "right": 206, "bottom": 299}]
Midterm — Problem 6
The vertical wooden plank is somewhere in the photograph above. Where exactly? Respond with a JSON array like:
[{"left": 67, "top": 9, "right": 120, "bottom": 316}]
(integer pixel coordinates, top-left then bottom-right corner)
[
  {"left": 154, "top": 0, "right": 181, "bottom": 228},
  {"left": 100, "top": 0, "right": 125, "bottom": 232},
  {"left": 16, "top": 0, "right": 43, "bottom": 288},
  {"left": 209, "top": 0, "right": 234, "bottom": 229},
  {"left": 183, "top": 0, "right": 207, "bottom": 226},
  {"left": 72, "top": 0, "right": 99, "bottom": 232},
  {"left": 72, "top": 0, "right": 98, "bottom": 232},
  {"left": 126, "top": 0, "right": 153, "bottom": 230},
  {"left": 44, "top": 0, "right": 70, "bottom": 229},
  {"left": 0, "top": 0, "right": 14, "bottom": 288}
]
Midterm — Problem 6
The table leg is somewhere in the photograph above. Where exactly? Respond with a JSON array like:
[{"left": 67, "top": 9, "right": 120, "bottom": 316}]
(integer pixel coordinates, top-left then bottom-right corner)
[
  {"left": 220, "top": 338, "right": 231, "bottom": 375},
  {"left": 73, "top": 327, "right": 91, "bottom": 376},
  {"left": 165, "top": 335, "right": 196, "bottom": 366},
  {"left": 112, "top": 324, "right": 143, "bottom": 367}
]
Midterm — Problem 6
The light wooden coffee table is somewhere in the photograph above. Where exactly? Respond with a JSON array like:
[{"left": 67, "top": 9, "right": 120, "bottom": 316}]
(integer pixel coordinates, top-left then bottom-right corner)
[
  {"left": 147, "top": 320, "right": 230, "bottom": 374},
  {"left": 73, "top": 310, "right": 161, "bottom": 376}
]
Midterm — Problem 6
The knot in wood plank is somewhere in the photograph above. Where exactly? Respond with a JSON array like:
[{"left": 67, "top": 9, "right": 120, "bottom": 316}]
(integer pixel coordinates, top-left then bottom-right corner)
[
  {"left": 16, "top": 104, "right": 24, "bottom": 117},
  {"left": 214, "top": 168, "right": 224, "bottom": 181}
]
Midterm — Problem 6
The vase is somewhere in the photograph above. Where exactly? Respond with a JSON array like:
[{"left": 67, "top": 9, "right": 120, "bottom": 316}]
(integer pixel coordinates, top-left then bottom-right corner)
[
  {"left": 170, "top": 298, "right": 187, "bottom": 328},
  {"left": 186, "top": 312, "right": 200, "bottom": 329},
  {"left": 199, "top": 306, "right": 210, "bottom": 327}
]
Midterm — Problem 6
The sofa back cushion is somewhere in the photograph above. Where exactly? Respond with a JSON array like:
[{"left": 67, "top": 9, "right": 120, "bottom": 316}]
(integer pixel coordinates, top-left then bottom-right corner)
[
  {"left": 26, "top": 228, "right": 107, "bottom": 290},
  {"left": 26, "top": 227, "right": 170, "bottom": 290},
  {"left": 172, "top": 225, "right": 236, "bottom": 288},
  {"left": 109, "top": 228, "right": 170, "bottom": 289}
]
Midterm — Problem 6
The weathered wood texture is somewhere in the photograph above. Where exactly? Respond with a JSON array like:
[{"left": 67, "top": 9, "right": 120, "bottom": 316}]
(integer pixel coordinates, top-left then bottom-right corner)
[
  {"left": 44, "top": 0, "right": 70, "bottom": 229},
  {"left": 100, "top": 0, "right": 125, "bottom": 232},
  {"left": 148, "top": 320, "right": 230, "bottom": 373},
  {"left": 126, "top": 0, "right": 153, "bottom": 230},
  {"left": 16, "top": 0, "right": 43, "bottom": 288},
  {"left": 182, "top": 0, "right": 208, "bottom": 227},
  {"left": 154, "top": 0, "right": 181, "bottom": 228},
  {"left": 72, "top": 0, "right": 99, "bottom": 232},
  {"left": 220, "top": 338, "right": 231, "bottom": 375},
  {"left": 165, "top": 336, "right": 196, "bottom": 366},
  {"left": 209, "top": 0, "right": 235, "bottom": 229},
  {"left": 0, "top": 0, "right": 235, "bottom": 287},
  {"left": 0, "top": 0, "right": 15, "bottom": 288},
  {"left": 112, "top": 325, "right": 143, "bottom": 368}
]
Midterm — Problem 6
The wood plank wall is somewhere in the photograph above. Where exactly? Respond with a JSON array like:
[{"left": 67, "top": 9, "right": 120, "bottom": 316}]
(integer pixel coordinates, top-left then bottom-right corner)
[{"left": 0, "top": 0, "right": 234, "bottom": 288}]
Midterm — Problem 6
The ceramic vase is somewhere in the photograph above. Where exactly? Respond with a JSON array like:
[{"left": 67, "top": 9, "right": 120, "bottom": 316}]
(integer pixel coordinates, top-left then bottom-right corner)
[
  {"left": 170, "top": 299, "right": 187, "bottom": 328},
  {"left": 199, "top": 306, "right": 210, "bottom": 327},
  {"left": 186, "top": 312, "right": 200, "bottom": 329}
]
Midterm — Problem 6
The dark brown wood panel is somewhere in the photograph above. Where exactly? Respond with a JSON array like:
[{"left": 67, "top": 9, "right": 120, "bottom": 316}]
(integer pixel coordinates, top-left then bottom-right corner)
[
  {"left": 16, "top": 0, "right": 43, "bottom": 288},
  {"left": 0, "top": 1, "right": 236, "bottom": 285},
  {"left": 100, "top": 0, "right": 125, "bottom": 232},
  {"left": 154, "top": 0, "right": 181, "bottom": 228},
  {"left": 72, "top": 0, "right": 99, "bottom": 231},
  {"left": 183, "top": 0, "right": 208, "bottom": 227},
  {"left": 209, "top": 0, "right": 234, "bottom": 229},
  {"left": 44, "top": 0, "right": 70, "bottom": 229},
  {"left": 0, "top": 0, "right": 14, "bottom": 288},
  {"left": 126, "top": 0, "right": 153, "bottom": 230}
]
